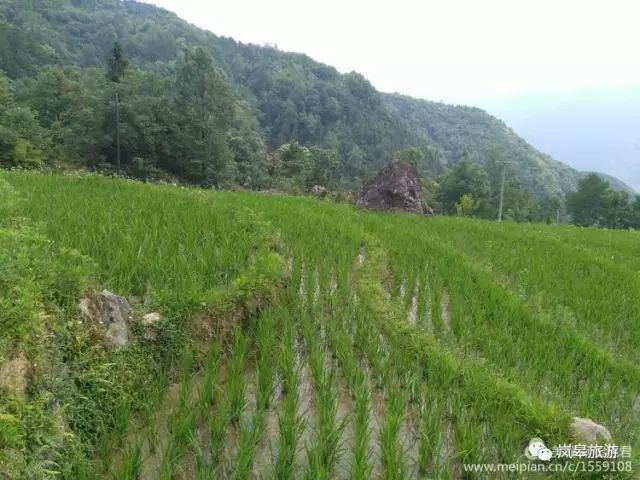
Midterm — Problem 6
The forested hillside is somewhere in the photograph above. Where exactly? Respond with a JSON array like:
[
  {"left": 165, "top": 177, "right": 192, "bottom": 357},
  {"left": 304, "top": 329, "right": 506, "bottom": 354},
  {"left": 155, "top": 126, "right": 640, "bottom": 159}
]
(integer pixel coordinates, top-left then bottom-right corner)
[{"left": 0, "top": 0, "right": 627, "bottom": 199}]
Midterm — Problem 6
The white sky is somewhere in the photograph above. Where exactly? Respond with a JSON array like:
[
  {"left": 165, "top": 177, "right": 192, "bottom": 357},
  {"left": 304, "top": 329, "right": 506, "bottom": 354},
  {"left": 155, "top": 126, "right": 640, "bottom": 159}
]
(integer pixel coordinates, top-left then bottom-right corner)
[{"left": 145, "top": 0, "right": 640, "bottom": 105}]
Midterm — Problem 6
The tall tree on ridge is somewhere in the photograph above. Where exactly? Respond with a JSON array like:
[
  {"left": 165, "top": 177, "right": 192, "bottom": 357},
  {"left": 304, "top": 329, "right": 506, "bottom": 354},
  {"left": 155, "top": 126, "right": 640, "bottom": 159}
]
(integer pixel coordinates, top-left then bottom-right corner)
[
  {"left": 172, "top": 47, "right": 233, "bottom": 185},
  {"left": 106, "top": 41, "right": 128, "bottom": 169},
  {"left": 106, "top": 42, "right": 128, "bottom": 83}
]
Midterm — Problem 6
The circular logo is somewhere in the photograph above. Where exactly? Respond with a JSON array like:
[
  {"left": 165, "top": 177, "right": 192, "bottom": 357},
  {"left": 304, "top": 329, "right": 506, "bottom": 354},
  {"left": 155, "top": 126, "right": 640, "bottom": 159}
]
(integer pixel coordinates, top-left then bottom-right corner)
[{"left": 525, "top": 438, "right": 553, "bottom": 462}]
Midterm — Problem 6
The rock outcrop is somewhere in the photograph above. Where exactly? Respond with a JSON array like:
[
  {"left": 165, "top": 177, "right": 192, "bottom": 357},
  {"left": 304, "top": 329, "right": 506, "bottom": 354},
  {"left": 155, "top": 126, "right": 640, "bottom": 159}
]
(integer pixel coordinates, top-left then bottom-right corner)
[
  {"left": 140, "top": 311, "right": 162, "bottom": 340},
  {"left": 141, "top": 312, "right": 162, "bottom": 326},
  {"left": 356, "top": 161, "right": 433, "bottom": 214},
  {"left": 570, "top": 417, "right": 612, "bottom": 443},
  {"left": 79, "top": 290, "right": 132, "bottom": 348}
]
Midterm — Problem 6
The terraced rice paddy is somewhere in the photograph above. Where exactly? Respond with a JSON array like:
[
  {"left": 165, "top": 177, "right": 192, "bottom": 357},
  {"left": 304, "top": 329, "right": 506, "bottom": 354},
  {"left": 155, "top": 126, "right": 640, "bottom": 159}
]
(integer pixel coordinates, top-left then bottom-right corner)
[{"left": 1, "top": 172, "right": 638, "bottom": 478}]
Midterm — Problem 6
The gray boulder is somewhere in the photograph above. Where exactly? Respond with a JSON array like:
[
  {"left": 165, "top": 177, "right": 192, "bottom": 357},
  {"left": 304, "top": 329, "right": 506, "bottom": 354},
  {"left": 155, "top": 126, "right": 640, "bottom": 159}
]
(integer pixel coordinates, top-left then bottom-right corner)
[
  {"left": 141, "top": 312, "right": 162, "bottom": 326},
  {"left": 356, "top": 160, "right": 433, "bottom": 214},
  {"left": 140, "top": 312, "right": 162, "bottom": 341},
  {"left": 79, "top": 290, "right": 131, "bottom": 348},
  {"left": 570, "top": 417, "right": 612, "bottom": 443}
]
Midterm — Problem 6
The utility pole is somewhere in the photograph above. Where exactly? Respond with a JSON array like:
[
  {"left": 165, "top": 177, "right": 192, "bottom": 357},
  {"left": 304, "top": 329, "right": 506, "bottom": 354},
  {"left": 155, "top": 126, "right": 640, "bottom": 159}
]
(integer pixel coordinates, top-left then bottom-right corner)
[
  {"left": 497, "top": 165, "right": 506, "bottom": 222},
  {"left": 107, "top": 41, "right": 127, "bottom": 170},
  {"left": 115, "top": 89, "right": 121, "bottom": 170}
]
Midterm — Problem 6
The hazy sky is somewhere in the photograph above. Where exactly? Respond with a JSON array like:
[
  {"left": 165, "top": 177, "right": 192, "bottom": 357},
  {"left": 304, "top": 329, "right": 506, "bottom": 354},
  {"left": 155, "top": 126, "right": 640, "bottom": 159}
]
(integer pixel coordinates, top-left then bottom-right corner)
[{"left": 145, "top": 0, "right": 640, "bottom": 105}]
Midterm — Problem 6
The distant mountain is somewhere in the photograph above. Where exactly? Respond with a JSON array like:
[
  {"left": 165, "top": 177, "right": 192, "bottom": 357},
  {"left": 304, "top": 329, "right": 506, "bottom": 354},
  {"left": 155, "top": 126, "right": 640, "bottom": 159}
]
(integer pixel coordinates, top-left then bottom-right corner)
[
  {"left": 0, "top": 0, "right": 633, "bottom": 197},
  {"left": 384, "top": 94, "right": 586, "bottom": 198},
  {"left": 480, "top": 88, "right": 640, "bottom": 193}
]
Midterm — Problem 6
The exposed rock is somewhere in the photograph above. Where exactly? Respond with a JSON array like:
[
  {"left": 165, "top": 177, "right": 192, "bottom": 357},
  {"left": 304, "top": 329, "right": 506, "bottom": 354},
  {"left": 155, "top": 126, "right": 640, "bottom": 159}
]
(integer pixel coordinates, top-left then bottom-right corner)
[
  {"left": 141, "top": 312, "right": 162, "bottom": 326},
  {"left": 310, "top": 185, "right": 328, "bottom": 198},
  {"left": 140, "top": 312, "right": 162, "bottom": 341},
  {"left": 0, "top": 353, "right": 30, "bottom": 396},
  {"left": 356, "top": 160, "right": 433, "bottom": 214},
  {"left": 79, "top": 290, "right": 131, "bottom": 348},
  {"left": 570, "top": 417, "right": 612, "bottom": 443},
  {"left": 78, "top": 296, "right": 93, "bottom": 319}
]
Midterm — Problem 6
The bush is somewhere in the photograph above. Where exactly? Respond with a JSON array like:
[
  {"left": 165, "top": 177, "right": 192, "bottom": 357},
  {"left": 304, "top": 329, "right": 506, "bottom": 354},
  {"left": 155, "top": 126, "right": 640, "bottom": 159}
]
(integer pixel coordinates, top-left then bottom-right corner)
[
  {"left": 0, "top": 226, "right": 93, "bottom": 353},
  {"left": 0, "top": 127, "right": 44, "bottom": 169}
]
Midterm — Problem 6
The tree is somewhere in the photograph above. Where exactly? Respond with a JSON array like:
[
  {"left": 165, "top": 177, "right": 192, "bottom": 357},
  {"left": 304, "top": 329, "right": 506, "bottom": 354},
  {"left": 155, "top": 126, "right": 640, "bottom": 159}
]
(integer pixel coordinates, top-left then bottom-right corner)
[
  {"left": 106, "top": 42, "right": 128, "bottom": 169},
  {"left": 307, "top": 146, "right": 338, "bottom": 189},
  {"left": 172, "top": 47, "right": 234, "bottom": 185},
  {"left": 436, "top": 156, "right": 491, "bottom": 214},
  {"left": 499, "top": 182, "right": 540, "bottom": 222},
  {"left": 605, "top": 189, "right": 633, "bottom": 229},
  {"left": 455, "top": 194, "right": 475, "bottom": 217},
  {"left": 19, "top": 66, "right": 109, "bottom": 165},
  {"left": 0, "top": 73, "right": 12, "bottom": 108},
  {"left": 103, "top": 68, "right": 174, "bottom": 177},
  {"left": 226, "top": 101, "right": 268, "bottom": 188},
  {"left": 106, "top": 42, "right": 128, "bottom": 83},
  {"left": 630, "top": 196, "right": 640, "bottom": 229},
  {"left": 395, "top": 146, "right": 423, "bottom": 166},
  {"left": 567, "top": 174, "right": 612, "bottom": 227},
  {"left": 0, "top": 72, "right": 47, "bottom": 168},
  {"left": 537, "top": 196, "right": 562, "bottom": 223},
  {"left": 264, "top": 141, "right": 311, "bottom": 191}
]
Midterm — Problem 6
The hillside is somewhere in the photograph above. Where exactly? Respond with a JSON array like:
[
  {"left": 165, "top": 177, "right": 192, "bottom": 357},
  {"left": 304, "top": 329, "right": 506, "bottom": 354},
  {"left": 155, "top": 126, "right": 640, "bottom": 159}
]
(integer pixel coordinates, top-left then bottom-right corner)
[
  {"left": 0, "top": 0, "right": 630, "bottom": 197},
  {"left": 385, "top": 93, "right": 584, "bottom": 197},
  {"left": 1, "top": 171, "right": 639, "bottom": 478}
]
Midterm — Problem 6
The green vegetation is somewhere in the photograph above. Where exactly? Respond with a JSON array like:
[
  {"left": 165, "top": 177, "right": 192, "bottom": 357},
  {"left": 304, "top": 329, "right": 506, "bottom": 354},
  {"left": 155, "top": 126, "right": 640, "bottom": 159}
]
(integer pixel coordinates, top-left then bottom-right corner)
[
  {"left": 0, "top": 172, "right": 286, "bottom": 478},
  {"left": 1, "top": 0, "right": 635, "bottom": 207},
  {"left": 1, "top": 2, "right": 638, "bottom": 478},
  {"left": 2, "top": 171, "right": 638, "bottom": 478},
  {"left": 567, "top": 173, "right": 640, "bottom": 229}
]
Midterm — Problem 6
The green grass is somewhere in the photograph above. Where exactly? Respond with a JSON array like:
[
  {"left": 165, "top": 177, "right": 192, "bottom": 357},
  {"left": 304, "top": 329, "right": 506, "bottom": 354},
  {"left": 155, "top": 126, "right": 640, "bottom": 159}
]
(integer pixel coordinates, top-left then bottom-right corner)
[
  {"left": 4, "top": 172, "right": 272, "bottom": 313},
  {"left": 2, "top": 171, "right": 639, "bottom": 478}
]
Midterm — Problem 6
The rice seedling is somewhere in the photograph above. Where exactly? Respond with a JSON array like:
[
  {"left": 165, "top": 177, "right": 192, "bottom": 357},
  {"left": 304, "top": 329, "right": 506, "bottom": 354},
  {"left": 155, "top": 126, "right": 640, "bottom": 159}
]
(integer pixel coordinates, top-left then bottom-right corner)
[
  {"left": 200, "top": 342, "right": 222, "bottom": 411},
  {"left": 304, "top": 366, "right": 347, "bottom": 478},
  {"left": 158, "top": 409, "right": 198, "bottom": 480},
  {"left": 195, "top": 443, "right": 213, "bottom": 480},
  {"left": 273, "top": 389, "right": 306, "bottom": 479},
  {"left": 453, "top": 404, "right": 487, "bottom": 474},
  {"left": 255, "top": 313, "right": 277, "bottom": 412},
  {"left": 378, "top": 384, "right": 407, "bottom": 480},
  {"left": 279, "top": 322, "right": 297, "bottom": 397},
  {"left": 302, "top": 318, "right": 346, "bottom": 477},
  {"left": 178, "top": 349, "right": 195, "bottom": 411},
  {"left": 113, "top": 443, "right": 142, "bottom": 480},
  {"left": 273, "top": 322, "right": 306, "bottom": 479},
  {"left": 325, "top": 307, "right": 359, "bottom": 396},
  {"left": 228, "top": 328, "right": 249, "bottom": 424},
  {"left": 417, "top": 393, "right": 444, "bottom": 477},
  {"left": 209, "top": 400, "right": 230, "bottom": 467},
  {"left": 352, "top": 370, "right": 372, "bottom": 480},
  {"left": 232, "top": 408, "right": 265, "bottom": 480}
]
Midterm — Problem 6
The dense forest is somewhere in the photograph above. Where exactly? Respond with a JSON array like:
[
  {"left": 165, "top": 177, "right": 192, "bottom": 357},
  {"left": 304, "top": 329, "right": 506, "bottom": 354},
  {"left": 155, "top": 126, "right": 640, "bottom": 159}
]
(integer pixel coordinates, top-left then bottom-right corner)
[{"left": 0, "top": 0, "right": 638, "bottom": 226}]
